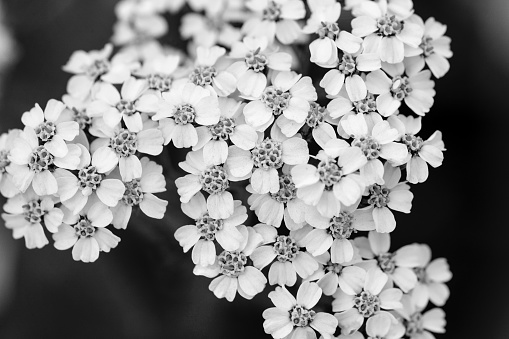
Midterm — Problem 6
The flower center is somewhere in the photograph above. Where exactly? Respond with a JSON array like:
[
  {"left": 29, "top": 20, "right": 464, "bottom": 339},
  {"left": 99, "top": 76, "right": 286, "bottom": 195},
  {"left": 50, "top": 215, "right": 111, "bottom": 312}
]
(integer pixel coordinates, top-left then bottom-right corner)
[
  {"left": 22, "top": 199, "right": 44, "bottom": 224},
  {"left": 377, "top": 252, "right": 396, "bottom": 274},
  {"left": 354, "top": 291, "right": 381, "bottom": 318},
  {"left": 72, "top": 108, "right": 92, "bottom": 130},
  {"left": 391, "top": 76, "right": 412, "bottom": 101},
  {"left": 217, "top": 250, "right": 247, "bottom": 277},
  {"left": 251, "top": 138, "right": 283, "bottom": 170},
  {"left": 116, "top": 99, "right": 136, "bottom": 116},
  {"left": 199, "top": 165, "right": 229, "bottom": 195},
  {"left": 306, "top": 102, "right": 326, "bottom": 128},
  {"left": 209, "top": 117, "right": 235, "bottom": 141},
  {"left": 338, "top": 53, "right": 357, "bottom": 76},
  {"left": 328, "top": 212, "right": 355, "bottom": 240},
  {"left": 189, "top": 66, "right": 217, "bottom": 87},
  {"left": 419, "top": 36, "right": 434, "bottom": 57},
  {"left": 110, "top": 129, "right": 138, "bottom": 157},
  {"left": 353, "top": 136, "right": 381, "bottom": 160},
  {"left": 147, "top": 73, "right": 172, "bottom": 92},
  {"left": 78, "top": 166, "right": 104, "bottom": 192},
  {"left": 354, "top": 93, "right": 377, "bottom": 114},
  {"left": 35, "top": 121, "right": 57, "bottom": 142},
  {"left": 403, "top": 133, "right": 423, "bottom": 154},
  {"left": 86, "top": 59, "right": 110, "bottom": 79},
  {"left": 368, "top": 184, "right": 390, "bottom": 208},
  {"left": 0, "top": 150, "right": 9, "bottom": 173},
  {"left": 270, "top": 174, "right": 297, "bottom": 203},
  {"left": 122, "top": 178, "right": 144, "bottom": 206},
  {"left": 173, "top": 104, "right": 196, "bottom": 125},
  {"left": 245, "top": 48, "right": 268, "bottom": 73},
  {"left": 262, "top": 1, "right": 282, "bottom": 21},
  {"left": 324, "top": 261, "right": 343, "bottom": 274},
  {"left": 74, "top": 216, "right": 96, "bottom": 238},
  {"left": 317, "top": 158, "right": 343, "bottom": 189},
  {"left": 261, "top": 86, "right": 291, "bottom": 116},
  {"left": 376, "top": 14, "right": 404, "bottom": 37},
  {"left": 317, "top": 21, "right": 340, "bottom": 40},
  {"left": 405, "top": 312, "right": 424, "bottom": 336},
  {"left": 273, "top": 235, "right": 299, "bottom": 262},
  {"left": 196, "top": 213, "right": 223, "bottom": 241},
  {"left": 290, "top": 305, "right": 316, "bottom": 327},
  {"left": 28, "top": 146, "right": 54, "bottom": 173}
]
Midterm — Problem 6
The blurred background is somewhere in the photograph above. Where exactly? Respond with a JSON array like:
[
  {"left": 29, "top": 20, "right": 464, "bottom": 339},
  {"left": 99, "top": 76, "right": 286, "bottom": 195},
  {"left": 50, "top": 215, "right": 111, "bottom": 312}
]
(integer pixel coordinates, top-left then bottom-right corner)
[{"left": 0, "top": 0, "right": 505, "bottom": 338}]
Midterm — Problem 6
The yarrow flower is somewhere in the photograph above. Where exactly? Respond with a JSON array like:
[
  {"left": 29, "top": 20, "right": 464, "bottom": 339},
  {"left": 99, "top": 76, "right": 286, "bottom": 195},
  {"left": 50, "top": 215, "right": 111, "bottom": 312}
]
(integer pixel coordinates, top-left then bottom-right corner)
[
  {"left": 250, "top": 223, "right": 319, "bottom": 286},
  {"left": 176, "top": 149, "right": 234, "bottom": 219},
  {"left": 263, "top": 282, "right": 338, "bottom": 339},
  {"left": 2, "top": 187, "right": 63, "bottom": 249},
  {"left": 174, "top": 192, "right": 246, "bottom": 266},
  {"left": 154, "top": 82, "right": 221, "bottom": 148},
  {"left": 227, "top": 135, "right": 309, "bottom": 194},
  {"left": 53, "top": 202, "right": 120, "bottom": 263},
  {"left": 243, "top": 71, "right": 317, "bottom": 131},
  {"left": 0, "top": 129, "right": 21, "bottom": 198},
  {"left": 242, "top": 0, "right": 306, "bottom": 45},
  {"left": 193, "top": 225, "right": 266, "bottom": 302}
]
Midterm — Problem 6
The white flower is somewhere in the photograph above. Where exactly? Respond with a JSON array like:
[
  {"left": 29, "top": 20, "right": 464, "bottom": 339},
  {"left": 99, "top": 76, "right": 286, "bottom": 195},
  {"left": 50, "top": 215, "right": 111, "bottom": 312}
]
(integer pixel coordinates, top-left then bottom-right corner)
[
  {"left": 351, "top": 0, "right": 423, "bottom": 64},
  {"left": 8, "top": 127, "right": 81, "bottom": 196},
  {"left": 175, "top": 149, "right": 234, "bottom": 219},
  {"left": 174, "top": 192, "right": 246, "bottom": 266},
  {"left": 190, "top": 45, "right": 237, "bottom": 97},
  {"left": 227, "top": 36, "right": 292, "bottom": 98},
  {"left": 193, "top": 225, "right": 267, "bottom": 301},
  {"left": 21, "top": 99, "right": 80, "bottom": 158},
  {"left": 333, "top": 267, "right": 402, "bottom": 335},
  {"left": 193, "top": 97, "right": 258, "bottom": 166},
  {"left": 362, "top": 163, "right": 413, "bottom": 233},
  {"left": 303, "top": 202, "right": 375, "bottom": 262},
  {"left": 2, "top": 187, "right": 64, "bottom": 249},
  {"left": 53, "top": 202, "right": 120, "bottom": 263},
  {"left": 305, "top": 250, "right": 367, "bottom": 297},
  {"left": 180, "top": 12, "right": 242, "bottom": 48},
  {"left": 389, "top": 115, "right": 444, "bottom": 184},
  {"left": 243, "top": 71, "right": 317, "bottom": 131},
  {"left": 404, "top": 16, "right": 453, "bottom": 79},
  {"left": 110, "top": 157, "right": 168, "bottom": 229},
  {"left": 54, "top": 145, "right": 125, "bottom": 215},
  {"left": 410, "top": 244, "right": 452, "bottom": 308},
  {"left": 250, "top": 224, "right": 319, "bottom": 286},
  {"left": 247, "top": 171, "right": 307, "bottom": 229},
  {"left": 320, "top": 52, "right": 381, "bottom": 101},
  {"left": 227, "top": 136, "right": 309, "bottom": 194},
  {"left": 366, "top": 65, "right": 435, "bottom": 116},
  {"left": 0, "top": 129, "right": 22, "bottom": 198},
  {"left": 396, "top": 295, "right": 446, "bottom": 339},
  {"left": 354, "top": 231, "right": 425, "bottom": 292},
  {"left": 291, "top": 138, "right": 366, "bottom": 217},
  {"left": 154, "top": 82, "right": 220, "bottom": 148},
  {"left": 135, "top": 52, "right": 181, "bottom": 93},
  {"left": 63, "top": 44, "right": 137, "bottom": 99},
  {"left": 263, "top": 282, "right": 338, "bottom": 339},
  {"left": 88, "top": 77, "right": 160, "bottom": 132},
  {"left": 242, "top": 0, "right": 306, "bottom": 45},
  {"left": 341, "top": 113, "right": 407, "bottom": 185},
  {"left": 90, "top": 118, "right": 164, "bottom": 181}
]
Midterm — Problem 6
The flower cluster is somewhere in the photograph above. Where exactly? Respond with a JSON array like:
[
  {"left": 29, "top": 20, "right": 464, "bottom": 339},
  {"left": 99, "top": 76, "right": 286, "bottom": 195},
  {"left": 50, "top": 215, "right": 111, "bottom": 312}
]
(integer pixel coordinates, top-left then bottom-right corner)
[{"left": 1, "top": 0, "right": 453, "bottom": 338}]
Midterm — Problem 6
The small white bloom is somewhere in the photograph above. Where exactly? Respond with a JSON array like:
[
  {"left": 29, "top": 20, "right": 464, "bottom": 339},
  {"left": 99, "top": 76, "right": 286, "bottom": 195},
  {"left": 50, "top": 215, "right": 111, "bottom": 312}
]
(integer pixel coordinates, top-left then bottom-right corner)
[
  {"left": 193, "top": 225, "right": 267, "bottom": 301},
  {"left": 263, "top": 282, "right": 338, "bottom": 339},
  {"left": 53, "top": 202, "right": 120, "bottom": 263},
  {"left": 174, "top": 192, "right": 246, "bottom": 266},
  {"left": 0, "top": 129, "right": 22, "bottom": 198}
]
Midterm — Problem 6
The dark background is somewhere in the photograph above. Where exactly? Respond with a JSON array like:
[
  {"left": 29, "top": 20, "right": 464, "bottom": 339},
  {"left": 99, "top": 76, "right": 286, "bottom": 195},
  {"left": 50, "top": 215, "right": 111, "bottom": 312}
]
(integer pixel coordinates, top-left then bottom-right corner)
[{"left": 0, "top": 0, "right": 504, "bottom": 338}]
